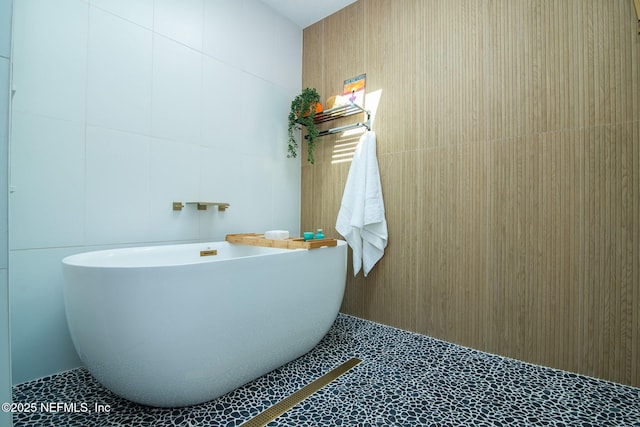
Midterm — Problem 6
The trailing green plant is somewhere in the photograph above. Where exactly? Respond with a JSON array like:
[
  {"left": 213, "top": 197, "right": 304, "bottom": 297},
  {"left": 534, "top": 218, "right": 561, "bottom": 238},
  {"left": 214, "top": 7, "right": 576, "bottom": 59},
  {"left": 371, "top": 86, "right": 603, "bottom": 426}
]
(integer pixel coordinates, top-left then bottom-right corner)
[{"left": 287, "top": 87, "right": 321, "bottom": 164}]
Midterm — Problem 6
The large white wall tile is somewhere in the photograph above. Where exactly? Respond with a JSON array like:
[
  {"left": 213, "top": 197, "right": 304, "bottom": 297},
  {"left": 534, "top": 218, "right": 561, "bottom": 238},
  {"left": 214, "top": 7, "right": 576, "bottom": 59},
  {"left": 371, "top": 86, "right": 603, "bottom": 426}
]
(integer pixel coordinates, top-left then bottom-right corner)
[
  {"left": 0, "top": 271, "right": 10, "bottom": 426},
  {"left": 238, "top": 1, "right": 302, "bottom": 89},
  {"left": 11, "top": 0, "right": 88, "bottom": 122},
  {"left": 267, "top": 84, "right": 299, "bottom": 161},
  {"left": 266, "top": 15, "right": 302, "bottom": 90},
  {"left": 201, "top": 56, "right": 240, "bottom": 149},
  {"left": 154, "top": 0, "right": 204, "bottom": 50},
  {"left": 0, "top": 58, "right": 8, "bottom": 268},
  {"left": 203, "top": 0, "right": 301, "bottom": 88},
  {"left": 230, "top": 74, "right": 270, "bottom": 158},
  {"left": 148, "top": 138, "right": 200, "bottom": 241},
  {"left": 10, "top": 113, "right": 85, "bottom": 250},
  {"left": 10, "top": 248, "right": 82, "bottom": 385},
  {"left": 85, "top": 126, "right": 151, "bottom": 245},
  {"left": 151, "top": 35, "right": 202, "bottom": 143},
  {"left": 90, "top": 0, "right": 154, "bottom": 29},
  {"left": 202, "top": 61, "right": 288, "bottom": 158},
  {"left": 0, "top": 2, "right": 9, "bottom": 421},
  {"left": 197, "top": 146, "right": 235, "bottom": 205},
  {"left": 201, "top": 56, "right": 234, "bottom": 148},
  {"left": 269, "top": 145, "right": 301, "bottom": 236},
  {"left": 253, "top": 83, "right": 300, "bottom": 235},
  {"left": 86, "top": 8, "right": 153, "bottom": 134},
  {"left": 204, "top": 71, "right": 270, "bottom": 158},
  {"left": 0, "top": 0, "right": 11, "bottom": 58},
  {"left": 202, "top": 0, "right": 243, "bottom": 68},
  {"left": 198, "top": 148, "right": 274, "bottom": 240}
]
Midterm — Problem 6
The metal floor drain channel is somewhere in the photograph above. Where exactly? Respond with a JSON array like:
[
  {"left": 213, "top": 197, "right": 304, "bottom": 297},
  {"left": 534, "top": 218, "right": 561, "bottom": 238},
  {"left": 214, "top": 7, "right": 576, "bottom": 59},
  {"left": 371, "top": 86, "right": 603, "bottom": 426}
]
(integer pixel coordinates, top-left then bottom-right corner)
[{"left": 241, "top": 357, "right": 362, "bottom": 427}]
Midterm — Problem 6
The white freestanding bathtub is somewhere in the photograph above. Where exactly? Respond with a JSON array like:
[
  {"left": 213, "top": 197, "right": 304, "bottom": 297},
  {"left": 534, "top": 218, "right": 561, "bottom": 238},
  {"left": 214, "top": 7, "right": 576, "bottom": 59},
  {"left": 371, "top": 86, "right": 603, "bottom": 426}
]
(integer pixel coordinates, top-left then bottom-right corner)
[{"left": 62, "top": 239, "right": 347, "bottom": 407}]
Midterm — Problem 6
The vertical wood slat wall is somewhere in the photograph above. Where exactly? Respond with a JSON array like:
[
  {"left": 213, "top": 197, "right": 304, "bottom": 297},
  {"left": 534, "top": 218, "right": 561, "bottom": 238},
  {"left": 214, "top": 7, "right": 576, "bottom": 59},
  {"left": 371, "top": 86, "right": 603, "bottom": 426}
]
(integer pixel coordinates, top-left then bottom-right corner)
[{"left": 301, "top": 0, "right": 640, "bottom": 387}]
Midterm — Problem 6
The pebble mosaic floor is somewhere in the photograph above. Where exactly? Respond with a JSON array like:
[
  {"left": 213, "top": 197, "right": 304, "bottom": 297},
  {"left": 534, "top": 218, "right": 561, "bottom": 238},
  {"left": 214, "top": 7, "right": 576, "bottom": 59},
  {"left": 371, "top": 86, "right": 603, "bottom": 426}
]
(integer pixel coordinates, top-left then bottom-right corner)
[{"left": 12, "top": 314, "right": 640, "bottom": 426}]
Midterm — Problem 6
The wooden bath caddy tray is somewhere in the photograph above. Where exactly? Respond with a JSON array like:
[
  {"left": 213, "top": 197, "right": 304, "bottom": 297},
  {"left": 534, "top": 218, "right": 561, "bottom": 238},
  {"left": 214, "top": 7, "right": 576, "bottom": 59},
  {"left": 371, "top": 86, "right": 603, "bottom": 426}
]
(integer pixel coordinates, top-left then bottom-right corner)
[{"left": 226, "top": 233, "right": 337, "bottom": 250}]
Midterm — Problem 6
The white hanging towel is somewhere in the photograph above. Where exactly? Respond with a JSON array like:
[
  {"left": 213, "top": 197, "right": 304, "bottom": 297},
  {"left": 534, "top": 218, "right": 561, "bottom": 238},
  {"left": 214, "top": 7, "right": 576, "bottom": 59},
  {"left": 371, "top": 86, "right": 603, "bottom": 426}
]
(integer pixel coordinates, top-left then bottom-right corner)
[{"left": 336, "top": 131, "right": 388, "bottom": 277}]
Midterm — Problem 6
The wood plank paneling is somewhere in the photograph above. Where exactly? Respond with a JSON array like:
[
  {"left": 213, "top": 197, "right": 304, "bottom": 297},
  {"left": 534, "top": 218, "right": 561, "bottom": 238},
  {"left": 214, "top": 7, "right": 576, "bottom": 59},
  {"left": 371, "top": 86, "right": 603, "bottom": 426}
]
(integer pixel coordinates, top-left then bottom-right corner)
[{"left": 302, "top": 0, "right": 640, "bottom": 387}]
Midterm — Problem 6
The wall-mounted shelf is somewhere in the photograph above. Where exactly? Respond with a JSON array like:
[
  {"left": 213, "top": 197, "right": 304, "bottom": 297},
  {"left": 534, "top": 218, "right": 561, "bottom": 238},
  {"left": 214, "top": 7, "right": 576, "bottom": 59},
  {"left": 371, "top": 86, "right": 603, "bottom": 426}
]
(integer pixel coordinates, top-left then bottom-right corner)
[
  {"left": 304, "top": 102, "right": 370, "bottom": 139},
  {"left": 173, "top": 202, "right": 230, "bottom": 211}
]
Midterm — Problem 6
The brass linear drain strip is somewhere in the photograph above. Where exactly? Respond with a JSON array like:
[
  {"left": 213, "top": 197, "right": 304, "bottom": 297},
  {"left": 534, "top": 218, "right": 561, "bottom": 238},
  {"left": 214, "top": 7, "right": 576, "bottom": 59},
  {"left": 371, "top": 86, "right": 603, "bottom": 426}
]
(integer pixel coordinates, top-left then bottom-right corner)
[{"left": 241, "top": 357, "right": 362, "bottom": 427}]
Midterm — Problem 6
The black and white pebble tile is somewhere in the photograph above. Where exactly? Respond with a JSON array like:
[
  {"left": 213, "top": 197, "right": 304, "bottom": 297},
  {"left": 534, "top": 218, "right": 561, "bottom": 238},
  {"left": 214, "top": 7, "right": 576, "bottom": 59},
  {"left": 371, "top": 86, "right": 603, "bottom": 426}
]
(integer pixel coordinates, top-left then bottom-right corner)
[{"left": 12, "top": 314, "right": 640, "bottom": 426}]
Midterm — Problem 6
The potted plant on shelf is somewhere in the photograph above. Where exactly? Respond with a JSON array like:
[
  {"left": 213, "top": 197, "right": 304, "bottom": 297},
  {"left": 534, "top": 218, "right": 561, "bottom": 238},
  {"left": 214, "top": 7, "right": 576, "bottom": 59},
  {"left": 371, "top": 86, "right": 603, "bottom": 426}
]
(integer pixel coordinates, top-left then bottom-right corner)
[{"left": 287, "top": 87, "right": 322, "bottom": 164}]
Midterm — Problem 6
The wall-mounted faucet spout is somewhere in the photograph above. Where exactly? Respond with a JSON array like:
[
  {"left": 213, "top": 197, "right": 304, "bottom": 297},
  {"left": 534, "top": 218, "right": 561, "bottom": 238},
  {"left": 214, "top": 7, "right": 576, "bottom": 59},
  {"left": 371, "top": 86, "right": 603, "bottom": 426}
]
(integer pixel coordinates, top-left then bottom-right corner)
[{"left": 172, "top": 202, "right": 230, "bottom": 212}]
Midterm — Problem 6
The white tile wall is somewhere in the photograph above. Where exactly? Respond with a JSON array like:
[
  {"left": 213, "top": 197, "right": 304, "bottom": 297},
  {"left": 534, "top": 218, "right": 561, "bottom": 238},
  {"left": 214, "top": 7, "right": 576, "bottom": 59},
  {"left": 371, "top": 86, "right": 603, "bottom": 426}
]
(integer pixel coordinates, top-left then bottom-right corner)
[
  {"left": 0, "top": 1, "right": 12, "bottom": 414},
  {"left": 0, "top": 0, "right": 11, "bottom": 58},
  {"left": 9, "top": 0, "right": 303, "bottom": 384},
  {"left": 10, "top": 248, "right": 82, "bottom": 384},
  {"left": 10, "top": 112, "right": 85, "bottom": 250},
  {"left": 11, "top": 0, "right": 88, "bottom": 122},
  {"left": 202, "top": 0, "right": 243, "bottom": 70},
  {"left": 202, "top": 1, "right": 302, "bottom": 89},
  {"left": 148, "top": 138, "right": 201, "bottom": 242},
  {"left": 232, "top": 72, "right": 274, "bottom": 158},
  {"left": 201, "top": 56, "right": 245, "bottom": 149},
  {"left": 86, "top": 7, "right": 153, "bottom": 134},
  {"left": 154, "top": 0, "right": 204, "bottom": 51},
  {"left": 236, "top": 3, "right": 302, "bottom": 90},
  {"left": 84, "top": 126, "right": 151, "bottom": 245},
  {"left": 151, "top": 35, "right": 203, "bottom": 143},
  {"left": 0, "top": 57, "right": 9, "bottom": 267},
  {"left": 0, "top": 270, "right": 10, "bottom": 427},
  {"left": 90, "top": 0, "right": 154, "bottom": 29}
]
